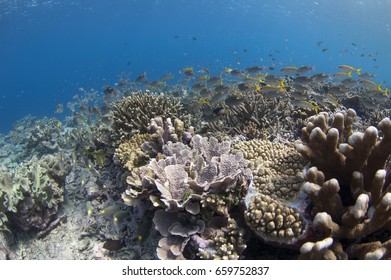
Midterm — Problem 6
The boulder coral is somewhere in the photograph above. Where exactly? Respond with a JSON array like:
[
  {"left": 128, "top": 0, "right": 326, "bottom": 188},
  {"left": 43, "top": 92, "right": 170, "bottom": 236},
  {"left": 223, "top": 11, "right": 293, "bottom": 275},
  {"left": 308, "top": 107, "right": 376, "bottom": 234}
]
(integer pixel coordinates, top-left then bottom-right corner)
[{"left": 234, "top": 139, "right": 308, "bottom": 246}]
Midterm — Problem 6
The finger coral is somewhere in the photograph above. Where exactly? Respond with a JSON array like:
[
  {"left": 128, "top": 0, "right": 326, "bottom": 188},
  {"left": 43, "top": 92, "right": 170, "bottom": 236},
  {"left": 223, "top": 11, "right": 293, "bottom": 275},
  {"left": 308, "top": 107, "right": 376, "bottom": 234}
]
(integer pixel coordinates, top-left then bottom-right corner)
[{"left": 295, "top": 109, "right": 391, "bottom": 259}]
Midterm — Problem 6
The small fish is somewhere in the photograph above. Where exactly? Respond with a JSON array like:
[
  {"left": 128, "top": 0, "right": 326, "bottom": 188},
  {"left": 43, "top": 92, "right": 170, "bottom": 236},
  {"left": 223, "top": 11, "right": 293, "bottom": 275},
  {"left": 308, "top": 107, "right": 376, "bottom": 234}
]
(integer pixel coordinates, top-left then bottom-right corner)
[
  {"left": 334, "top": 72, "right": 352, "bottom": 79},
  {"left": 211, "top": 90, "right": 230, "bottom": 105},
  {"left": 195, "top": 75, "right": 210, "bottom": 82},
  {"left": 160, "top": 72, "right": 175, "bottom": 81},
  {"left": 55, "top": 103, "right": 64, "bottom": 114},
  {"left": 135, "top": 72, "right": 147, "bottom": 83},
  {"left": 358, "top": 72, "right": 376, "bottom": 80},
  {"left": 207, "top": 75, "right": 222, "bottom": 85},
  {"left": 237, "top": 83, "right": 250, "bottom": 92},
  {"left": 297, "top": 66, "right": 315, "bottom": 75},
  {"left": 341, "top": 77, "right": 357, "bottom": 88},
  {"left": 180, "top": 67, "right": 194, "bottom": 77},
  {"left": 280, "top": 66, "right": 299, "bottom": 75},
  {"left": 103, "top": 239, "right": 125, "bottom": 251},
  {"left": 265, "top": 74, "right": 284, "bottom": 85},
  {"left": 292, "top": 100, "right": 319, "bottom": 113},
  {"left": 322, "top": 48, "right": 328, "bottom": 52},
  {"left": 225, "top": 95, "right": 245, "bottom": 106},
  {"left": 245, "top": 66, "right": 264, "bottom": 74},
  {"left": 212, "top": 107, "right": 228, "bottom": 116},
  {"left": 113, "top": 210, "right": 128, "bottom": 224},
  {"left": 226, "top": 68, "right": 246, "bottom": 78},
  {"left": 293, "top": 76, "right": 313, "bottom": 85},
  {"left": 311, "top": 73, "right": 330, "bottom": 82},
  {"left": 199, "top": 88, "right": 211, "bottom": 98},
  {"left": 359, "top": 79, "right": 381, "bottom": 90},
  {"left": 191, "top": 83, "right": 207, "bottom": 90},
  {"left": 337, "top": 65, "right": 361, "bottom": 75},
  {"left": 101, "top": 204, "right": 123, "bottom": 217},
  {"left": 368, "top": 89, "right": 389, "bottom": 100},
  {"left": 317, "top": 41, "right": 323, "bottom": 47}
]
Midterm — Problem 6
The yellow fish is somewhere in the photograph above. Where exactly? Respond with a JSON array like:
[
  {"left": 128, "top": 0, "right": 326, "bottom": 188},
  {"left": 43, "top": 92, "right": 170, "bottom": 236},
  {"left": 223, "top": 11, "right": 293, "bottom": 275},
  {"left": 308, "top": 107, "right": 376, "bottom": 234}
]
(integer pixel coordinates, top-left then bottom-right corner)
[{"left": 337, "top": 65, "right": 361, "bottom": 75}]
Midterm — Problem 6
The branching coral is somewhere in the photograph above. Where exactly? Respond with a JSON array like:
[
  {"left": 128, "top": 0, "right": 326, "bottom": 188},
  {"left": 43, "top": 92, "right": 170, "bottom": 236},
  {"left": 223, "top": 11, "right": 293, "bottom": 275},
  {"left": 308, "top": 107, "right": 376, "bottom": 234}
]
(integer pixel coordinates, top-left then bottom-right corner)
[
  {"left": 295, "top": 109, "right": 391, "bottom": 259},
  {"left": 201, "top": 92, "right": 293, "bottom": 140},
  {"left": 112, "top": 91, "right": 189, "bottom": 141}
]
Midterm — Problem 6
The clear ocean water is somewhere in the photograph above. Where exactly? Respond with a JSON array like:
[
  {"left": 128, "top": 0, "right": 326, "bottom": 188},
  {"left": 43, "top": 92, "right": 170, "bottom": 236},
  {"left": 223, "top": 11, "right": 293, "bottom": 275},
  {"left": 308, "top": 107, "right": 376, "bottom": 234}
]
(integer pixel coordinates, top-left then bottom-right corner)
[{"left": 0, "top": 0, "right": 390, "bottom": 133}]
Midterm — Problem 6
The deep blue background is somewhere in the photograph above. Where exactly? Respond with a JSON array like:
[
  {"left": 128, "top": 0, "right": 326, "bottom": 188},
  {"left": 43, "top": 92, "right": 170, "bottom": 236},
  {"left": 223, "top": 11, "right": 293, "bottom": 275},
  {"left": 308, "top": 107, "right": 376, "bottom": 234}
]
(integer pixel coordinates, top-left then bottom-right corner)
[{"left": 0, "top": 0, "right": 390, "bottom": 133}]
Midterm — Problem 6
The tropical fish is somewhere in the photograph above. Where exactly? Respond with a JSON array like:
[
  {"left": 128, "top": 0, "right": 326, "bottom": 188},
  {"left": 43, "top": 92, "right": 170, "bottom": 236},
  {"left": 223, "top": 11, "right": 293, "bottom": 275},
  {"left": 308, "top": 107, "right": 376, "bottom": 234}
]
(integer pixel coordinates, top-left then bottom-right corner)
[
  {"left": 180, "top": 67, "right": 194, "bottom": 77},
  {"left": 135, "top": 72, "right": 147, "bottom": 83},
  {"left": 225, "top": 95, "right": 246, "bottom": 106},
  {"left": 160, "top": 72, "right": 175, "bottom": 81},
  {"left": 292, "top": 100, "right": 319, "bottom": 113},
  {"left": 280, "top": 66, "right": 299, "bottom": 75},
  {"left": 292, "top": 76, "right": 313, "bottom": 86},
  {"left": 341, "top": 77, "right": 357, "bottom": 88},
  {"left": 297, "top": 66, "right": 315, "bottom": 75},
  {"left": 195, "top": 75, "right": 210, "bottom": 82},
  {"left": 311, "top": 73, "right": 330, "bottom": 82},
  {"left": 55, "top": 103, "right": 64, "bottom": 114},
  {"left": 334, "top": 72, "right": 352, "bottom": 79},
  {"left": 101, "top": 204, "right": 124, "bottom": 217},
  {"left": 245, "top": 66, "right": 264, "bottom": 74},
  {"left": 207, "top": 75, "right": 222, "bottom": 85},
  {"left": 337, "top": 65, "right": 361, "bottom": 75},
  {"left": 359, "top": 79, "right": 383, "bottom": 91},
  {"left": 212, "top": 107, "right": 228, "bottom": 116}
]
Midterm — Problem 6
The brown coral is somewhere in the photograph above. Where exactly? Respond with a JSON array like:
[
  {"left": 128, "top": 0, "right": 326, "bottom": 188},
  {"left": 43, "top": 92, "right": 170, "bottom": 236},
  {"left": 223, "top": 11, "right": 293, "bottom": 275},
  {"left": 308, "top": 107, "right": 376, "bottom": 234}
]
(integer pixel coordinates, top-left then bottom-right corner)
[
  {"left": 112, "top": 91, "right": 189, "bottom": 141},
  {"left": 295, "top": 110, "right": 391, "bottom": 259},
  {"left": 234, "top": 139, "right": 308, "bottom": 245}
]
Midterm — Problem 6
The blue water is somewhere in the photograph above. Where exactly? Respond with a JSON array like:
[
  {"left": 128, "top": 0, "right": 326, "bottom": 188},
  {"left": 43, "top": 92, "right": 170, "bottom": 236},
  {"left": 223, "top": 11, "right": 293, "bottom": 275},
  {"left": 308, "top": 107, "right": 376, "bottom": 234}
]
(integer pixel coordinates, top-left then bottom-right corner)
[{"left": 1, "top": 0, "right": 390, "bottom": 133}]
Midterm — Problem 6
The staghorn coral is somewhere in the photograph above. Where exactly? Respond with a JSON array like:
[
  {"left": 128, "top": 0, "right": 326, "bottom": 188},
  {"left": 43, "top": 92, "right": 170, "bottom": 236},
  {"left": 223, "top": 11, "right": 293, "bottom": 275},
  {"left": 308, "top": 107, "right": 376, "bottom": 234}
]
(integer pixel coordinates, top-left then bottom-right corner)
[
  {"left": 234, "top": 139, "right": 308, "bottom": 246},
  {"left": 111, "top": 91, "right": 189, "bottom": 141},
  {"left": 201, "top": 92, "right": 293, "bottom": 140},
  {"left": 295, "top": 110, "right": 391, "bottom": 259},
  {"left": 0, "top": 154, "right": 70, "bottom": 231}
]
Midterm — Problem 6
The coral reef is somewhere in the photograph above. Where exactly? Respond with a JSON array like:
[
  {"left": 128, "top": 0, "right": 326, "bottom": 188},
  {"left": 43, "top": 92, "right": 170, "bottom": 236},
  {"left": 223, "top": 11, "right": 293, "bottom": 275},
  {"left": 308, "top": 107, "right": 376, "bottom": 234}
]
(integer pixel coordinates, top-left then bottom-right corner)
[{"left": 295, "top": 110, "right": 391, "bottom": 259}]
